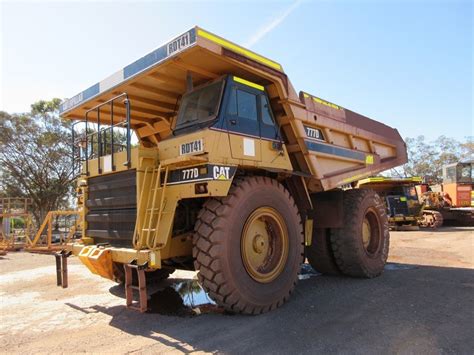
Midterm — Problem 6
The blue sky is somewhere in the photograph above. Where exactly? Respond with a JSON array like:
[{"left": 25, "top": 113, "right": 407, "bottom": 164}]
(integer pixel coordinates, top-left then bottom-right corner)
[{"left": 1, "top": 0, "right": 472, "bottom": 140}]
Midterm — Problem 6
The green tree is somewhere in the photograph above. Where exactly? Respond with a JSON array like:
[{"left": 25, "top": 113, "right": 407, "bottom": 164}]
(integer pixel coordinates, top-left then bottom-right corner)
[
  {"left": 0, "top": 99, "right": 74, "bottom": 226},
  {"left": 397, "top": 135, "right": 473, "bottom": 183}
]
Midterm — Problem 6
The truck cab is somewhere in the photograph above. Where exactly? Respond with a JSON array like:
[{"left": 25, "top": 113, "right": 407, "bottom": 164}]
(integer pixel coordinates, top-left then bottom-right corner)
[
  {"left": 442, "top": 161, "right": 473, "bottom": 207},
  {"left": 158, "top": 75, "right": 290, "bottom": 169}
]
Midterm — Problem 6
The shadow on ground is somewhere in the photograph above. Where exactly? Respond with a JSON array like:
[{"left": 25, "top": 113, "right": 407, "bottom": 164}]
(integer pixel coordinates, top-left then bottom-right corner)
[
  {"left": 393, "top": 226, "right": 473, "bottom": 234},
  {"left": 67, "top": 263, "right": 474, "bottom": 354}
]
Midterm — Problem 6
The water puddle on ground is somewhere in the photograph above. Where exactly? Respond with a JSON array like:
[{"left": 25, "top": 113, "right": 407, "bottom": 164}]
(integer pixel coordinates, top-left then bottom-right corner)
[
  {"left": 299, "top": 263, "right": 321, "bottom": 280},
  {"left": 147, "top": 264, "right": 320, "bottom": 315},
  {"left": 384, "top": 263, "right": 417, "bottom": 271},
  {"left": 148, "top": 278, "right": 220, "bottom": 316}
]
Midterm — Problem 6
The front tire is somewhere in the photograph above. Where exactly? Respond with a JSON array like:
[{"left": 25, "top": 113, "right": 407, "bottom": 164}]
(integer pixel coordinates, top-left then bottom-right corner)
[
  {"left": 330, "top": 189, "right": 389, "bottom": 278},
  {"left": 193, "top": 176, "right": 304, "bottom": 314}
]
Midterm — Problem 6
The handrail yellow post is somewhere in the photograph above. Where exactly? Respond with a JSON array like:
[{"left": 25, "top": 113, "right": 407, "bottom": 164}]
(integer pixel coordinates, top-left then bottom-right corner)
[{"left": 47, "top": 213, "right": 52, "bottom": 249}]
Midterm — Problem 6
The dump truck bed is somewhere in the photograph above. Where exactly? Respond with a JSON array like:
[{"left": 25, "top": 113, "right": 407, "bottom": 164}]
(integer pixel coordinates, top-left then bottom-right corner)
[{"left": 61, "top": 26, "right": 407, "bottom": 192}]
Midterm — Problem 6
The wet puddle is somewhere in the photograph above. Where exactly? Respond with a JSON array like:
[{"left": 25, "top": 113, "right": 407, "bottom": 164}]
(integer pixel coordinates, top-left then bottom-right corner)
[
  {"left": 384, "top": 263, "right": 417, "bottom": 271},
  {"left": 147, "top": 264, "right": 320, "bottom": 315},
  {"left": 298, "top": 263, "right": 321, "bottom": 280},
  {"left": 148, "top": 278, "right": 220, "bottom": 316}
]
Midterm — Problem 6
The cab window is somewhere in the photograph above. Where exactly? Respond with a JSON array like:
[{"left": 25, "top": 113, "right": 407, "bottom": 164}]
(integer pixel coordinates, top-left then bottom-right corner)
[
  {"left": 261, "top": 95, "right": 274, "bottom": 126},
  {"left": 227, "top": 89, "right": 257, "bottom": 121},
  {"left": 259, "top": 94, "right": 279, "bottom": 140},
  {"left": 227, "top": 87, "right": 258, "bottom": 136},
  {"left": 445, "top": 166, "right": 456, "bottom": 183},
  {"left": 226, "top": 84, "right": 279, "bottom": 140}
]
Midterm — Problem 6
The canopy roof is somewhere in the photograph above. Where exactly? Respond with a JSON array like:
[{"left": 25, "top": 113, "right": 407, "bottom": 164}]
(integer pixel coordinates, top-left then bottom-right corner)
[{"left": 60, "top": 27, "right": 290, "bottom": 142}]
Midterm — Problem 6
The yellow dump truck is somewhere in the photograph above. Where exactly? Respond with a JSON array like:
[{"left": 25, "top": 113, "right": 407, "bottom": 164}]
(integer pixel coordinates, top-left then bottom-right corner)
[
  {"left": 357, "top": 177, "right": 423, "bottom": 229},
  {"left": 59, "top": 27, "right": 407, "bottom": 314}
]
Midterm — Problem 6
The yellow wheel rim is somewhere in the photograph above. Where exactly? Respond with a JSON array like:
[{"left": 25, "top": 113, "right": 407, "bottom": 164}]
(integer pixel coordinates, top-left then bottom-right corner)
[
  {"left": 362, "top": 208, "right": 381, "bottom": 255},
  {"left": 241, "top": 207, "right": 289, "bottom": 283},
  {"left": 362, "top": 217, "right": 371, "bottom": 249}
]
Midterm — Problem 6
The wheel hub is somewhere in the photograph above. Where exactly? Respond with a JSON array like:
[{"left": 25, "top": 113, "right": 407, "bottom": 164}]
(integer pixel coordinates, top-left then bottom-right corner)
[
  {"left": 241, "top": 207, "right": 289, "bottom": 283},
  {"left": 252, "top": 234, "right": 267, "bottom": 254}
]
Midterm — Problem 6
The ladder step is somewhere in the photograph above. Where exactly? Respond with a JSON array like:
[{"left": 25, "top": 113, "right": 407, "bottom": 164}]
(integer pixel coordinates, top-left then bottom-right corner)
[
  {"left": 127, "top": 305, "right": 146, "bottom": 312},
  {"left": 124, "top": 264, "right": 148, "bottom": 313}
]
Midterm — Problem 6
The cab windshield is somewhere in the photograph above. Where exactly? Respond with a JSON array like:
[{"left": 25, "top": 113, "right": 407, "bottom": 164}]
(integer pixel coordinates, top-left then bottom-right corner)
[{"left": 174, "top": 80, "right": 224, "bottom": 130}]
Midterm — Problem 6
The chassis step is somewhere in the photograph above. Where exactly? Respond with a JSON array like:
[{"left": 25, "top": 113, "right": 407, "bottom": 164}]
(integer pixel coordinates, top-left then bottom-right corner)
[
  {"left": 124, "top": 261, "right": 148, "bottom": 313},
  {"left": 54, "top": 250, "right": 72, "bottom": 288}
]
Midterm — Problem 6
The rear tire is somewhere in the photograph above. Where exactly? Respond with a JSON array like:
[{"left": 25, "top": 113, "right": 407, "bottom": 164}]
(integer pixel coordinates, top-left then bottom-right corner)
[
  {"left": 330, "top": 189, "right": 389, "bottom": 278},
  {"left": 193, "top": 176, "right": 304, "bottom": 314},
  {"left": 306, "top": 228, "right": 341, "bottom": 275}
]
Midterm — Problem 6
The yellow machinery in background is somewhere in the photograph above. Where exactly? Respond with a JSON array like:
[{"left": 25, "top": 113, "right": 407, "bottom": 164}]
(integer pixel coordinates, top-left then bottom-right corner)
[
  {"left": 416, "top": 161, "right": 474, "bottom": 227},
  {"left": 0, "top": 198, "right": 82, "bottom": 254},
  {"left": 357, "top": 177, "right": 423, "bottom": 230},
  {"left": 0, "top": 198, "right": 33, "bottom": 251},
  {"left": 25, "top": 210, "right": 80, "bottom": 253}
]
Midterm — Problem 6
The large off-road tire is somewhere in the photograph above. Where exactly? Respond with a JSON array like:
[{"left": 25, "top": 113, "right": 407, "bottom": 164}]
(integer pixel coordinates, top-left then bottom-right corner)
[
  {"left": 306, "top": 228, "right": 341, "bottom": 275},
  {"left": 112, "top": 262, "right": 174, "bottom": 285},
  {"left": 193, "top": 176, "right": 304, "bottom": 314},
  {"left": 330, "top": 189, "right": 389, "bottom": 278},
  {"left": 420, "top": 210, "right": 444, "bottom": 228}
]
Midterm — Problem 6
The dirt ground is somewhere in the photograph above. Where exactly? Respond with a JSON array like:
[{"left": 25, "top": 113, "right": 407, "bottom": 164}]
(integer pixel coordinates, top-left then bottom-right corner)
[{"left": 1, "top": 227, "right": 473, "bottom": 354}]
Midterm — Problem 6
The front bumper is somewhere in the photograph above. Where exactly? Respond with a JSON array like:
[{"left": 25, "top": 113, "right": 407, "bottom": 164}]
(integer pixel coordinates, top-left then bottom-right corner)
[{"left": 67, "top": 243, "right": 162, "bottom": 280}]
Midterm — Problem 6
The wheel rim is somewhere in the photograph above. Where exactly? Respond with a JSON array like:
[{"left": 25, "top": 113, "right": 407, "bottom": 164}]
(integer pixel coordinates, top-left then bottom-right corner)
[
  {"left": 241, "top": 207, "right": 289, "bottom": 283},
  {"left": 362, "top": 218, "right": 371, "bottom": 249},
  {"left": 362, "top": 208, "right": 381, "bottom": 256}
]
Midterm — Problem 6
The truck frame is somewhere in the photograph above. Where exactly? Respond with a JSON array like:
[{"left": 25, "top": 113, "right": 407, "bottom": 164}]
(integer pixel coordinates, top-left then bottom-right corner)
[{"left": 59, "top": 27, "right": 407, "bottom": 314}]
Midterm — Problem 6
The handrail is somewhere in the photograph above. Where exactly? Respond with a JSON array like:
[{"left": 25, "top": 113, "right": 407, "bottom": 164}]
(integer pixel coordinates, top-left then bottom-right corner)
[
  {"left": 71, "top": 93, "right": 131, "bottom": 176},
  {"left": 124, "top": 98, "right": 131, "bottom": 168}
]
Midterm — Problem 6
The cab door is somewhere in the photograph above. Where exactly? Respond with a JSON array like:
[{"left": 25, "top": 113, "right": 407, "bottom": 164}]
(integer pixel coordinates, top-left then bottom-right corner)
[
  {"left": 225, "top": 85, "right": 262, "bottom": 161},
  {"left": 258, "top": 94, "right": 286, "bottom": 166}
]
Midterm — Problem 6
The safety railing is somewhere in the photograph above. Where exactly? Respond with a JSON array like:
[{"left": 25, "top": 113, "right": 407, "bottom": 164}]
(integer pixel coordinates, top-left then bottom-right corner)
[{"left": 71, "top": 93, "right": 131, "bottom": 176}]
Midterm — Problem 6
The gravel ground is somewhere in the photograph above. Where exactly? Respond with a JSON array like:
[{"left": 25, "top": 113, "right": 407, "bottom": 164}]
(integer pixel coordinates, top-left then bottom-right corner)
[{"left": 1, "top": 227, "right": 473, "bottom": 354}]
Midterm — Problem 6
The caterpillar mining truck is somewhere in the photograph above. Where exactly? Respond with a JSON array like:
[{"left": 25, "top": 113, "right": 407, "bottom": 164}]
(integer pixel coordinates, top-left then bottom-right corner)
[
  {"left": 58, "top": 27, "right": 407, "bottom": 314},
  {"left": 357, "top": 177, "right": 423, "bottom": 230}
]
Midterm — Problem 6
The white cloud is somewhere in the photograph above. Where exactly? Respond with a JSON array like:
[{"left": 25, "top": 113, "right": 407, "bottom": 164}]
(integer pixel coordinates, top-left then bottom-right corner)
[{"left": 244, "top": 0, "right": 303, "bottom": 48}]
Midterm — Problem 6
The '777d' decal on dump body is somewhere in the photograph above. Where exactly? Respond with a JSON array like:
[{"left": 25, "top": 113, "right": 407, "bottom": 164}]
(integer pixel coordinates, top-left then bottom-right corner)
[
  {"left": 164, "top": 164, "right": 237, "bottom": 186},
  {"left": 303, "top": 125, "right": 325, "bottom": 141}
]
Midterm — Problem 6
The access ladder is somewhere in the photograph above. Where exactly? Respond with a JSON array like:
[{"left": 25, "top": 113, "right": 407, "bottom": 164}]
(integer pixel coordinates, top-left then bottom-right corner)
[{"left": 133, "top": 164, "right": 171, "bottom": 250}]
